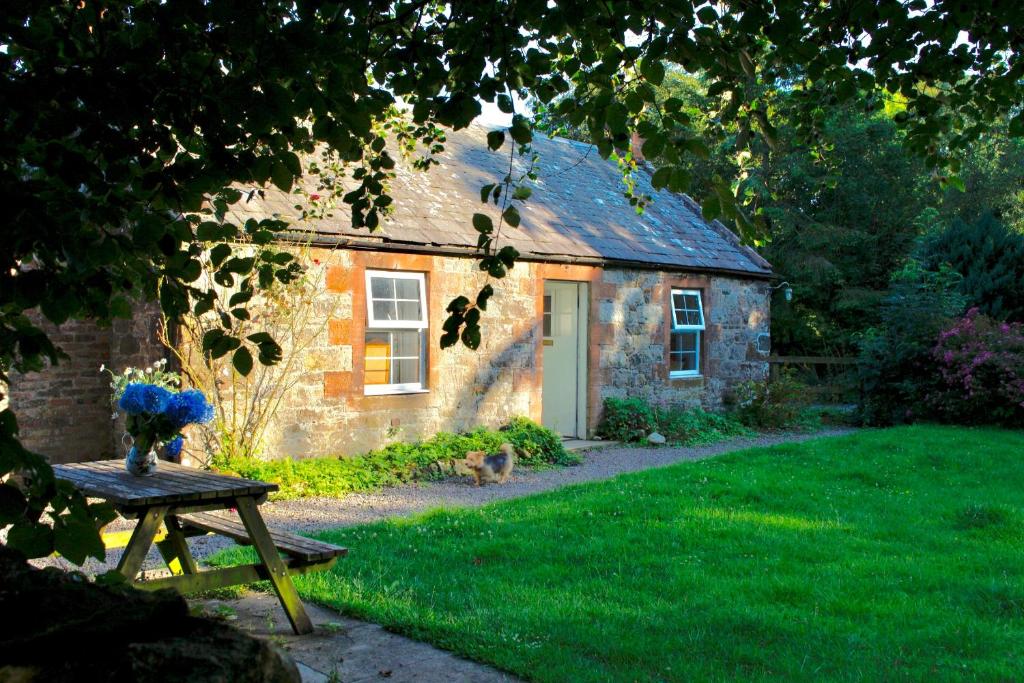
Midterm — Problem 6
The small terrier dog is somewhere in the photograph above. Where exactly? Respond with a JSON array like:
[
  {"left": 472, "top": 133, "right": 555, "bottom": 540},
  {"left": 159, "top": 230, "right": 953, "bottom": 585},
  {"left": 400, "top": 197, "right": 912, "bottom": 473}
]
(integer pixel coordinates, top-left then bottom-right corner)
[{"left": 464, "top": 443, "right": 515, "bottom": 486}]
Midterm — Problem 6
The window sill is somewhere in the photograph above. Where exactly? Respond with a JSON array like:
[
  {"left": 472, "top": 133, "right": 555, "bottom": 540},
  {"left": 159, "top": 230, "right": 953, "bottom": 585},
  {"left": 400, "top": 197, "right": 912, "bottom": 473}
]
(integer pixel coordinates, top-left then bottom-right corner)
[
  {"left": 668, "top": 373, "right": 703, "bottom": 382},
  {"left": 363, "top": 386, "right": 429, "bottom": 396}
]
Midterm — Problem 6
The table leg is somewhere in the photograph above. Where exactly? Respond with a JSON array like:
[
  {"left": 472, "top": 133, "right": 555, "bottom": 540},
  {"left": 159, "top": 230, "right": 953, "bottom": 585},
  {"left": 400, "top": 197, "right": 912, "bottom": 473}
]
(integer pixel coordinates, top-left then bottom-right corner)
[
  {"left": 234, "top": 496, "right": 314, "bottom": 635},
  {"left": 156, "top": 516, "right": 199, "bottom": 575},
  {"left": 117, "top": 505, "right": 170, "bottom": 580}
]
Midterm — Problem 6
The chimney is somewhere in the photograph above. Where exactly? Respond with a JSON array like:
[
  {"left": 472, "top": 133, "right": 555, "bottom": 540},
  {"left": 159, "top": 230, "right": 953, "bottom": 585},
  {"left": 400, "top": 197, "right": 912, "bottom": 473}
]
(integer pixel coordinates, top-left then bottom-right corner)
[{"left": 630, "top": 130, "right": 645, "bottom": 162}]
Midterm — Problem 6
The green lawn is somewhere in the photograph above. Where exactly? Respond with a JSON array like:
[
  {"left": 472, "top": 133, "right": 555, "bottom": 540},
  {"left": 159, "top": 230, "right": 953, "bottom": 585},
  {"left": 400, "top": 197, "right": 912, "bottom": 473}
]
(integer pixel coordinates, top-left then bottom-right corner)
[{"left": 218, "top": 426, "right": 1024, "bottom": 681}]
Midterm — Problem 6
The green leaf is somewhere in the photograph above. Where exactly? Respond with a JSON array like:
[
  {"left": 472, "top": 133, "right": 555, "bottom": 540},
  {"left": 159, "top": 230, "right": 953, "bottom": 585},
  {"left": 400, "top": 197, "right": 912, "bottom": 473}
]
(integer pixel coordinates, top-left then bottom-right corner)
[
  {"left": 476, "top": 284, "right": 494, "bottom": 311},
  {"left": 479, "top": 184, "right": 495, "bottom": 203},
  {"left": 461, "top": 324, "right": 482, "bottom": 350},
  {"left": 210, "top": 243, "right": 231, "bottom": 268},
  {"left": 1009, "top": 113, "right": 1024, "bottom": 137},
  {"left": 472, "top": 213, "right": 494, "bottom": 234},
  {"left": 697, "top": 6, "right": 718, "bottom": 24},
  {"left": 513, "top": 185, "right": 532, "bottom": 200},
  {"left": 54, "top": 516, "right": 105, "bottom": 565},
  {"left": 651, "top": 166, "right": 672, "bottom": 189},
  {"left": 640, "top": 59, "right": 665, "bottom": 86},
  {"left": 502, "top": 206, "right": 521, "bottom": 227},
  {"left": 497, "top": 245, "right": 520, "bottom": 268},
  {"left": 642, "top": 134, "right": 666, "bottom": 159},
  {"left": 487, "top": 130, "right": 506, "bottom": 151},
  {"left": 7, "top": 521, "right": 54, "bottom": 559},
  {"left": 0, "top": 483, "right": 27, "bottom": 525},
  {"left": 256, "top": 339, "right": 283, "bottom": 365},
  {"left": 446, "top": 296, "right": 471, "bottom": 313},
  {"left": 233, "top": 347, "right": 254, "bottom": 376},
  {"left": 271, "top": 160, "right": 294, "bottom": 192},
  {"left": 701, "top": 195, "right": 722, "bottom": 221},
  {"left": 510, "top": 115, "right": 532, "bottom": 145}
]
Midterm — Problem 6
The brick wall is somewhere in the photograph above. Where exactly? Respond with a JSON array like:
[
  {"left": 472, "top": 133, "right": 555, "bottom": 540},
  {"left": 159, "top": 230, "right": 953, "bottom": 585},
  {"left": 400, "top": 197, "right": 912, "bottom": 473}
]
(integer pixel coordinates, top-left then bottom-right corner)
[
  {"left": 6, "top": 248, "right": 770, "bottom": 463},
  {"left": 6, "top": 307, "right": 167, "bottom": 464}
]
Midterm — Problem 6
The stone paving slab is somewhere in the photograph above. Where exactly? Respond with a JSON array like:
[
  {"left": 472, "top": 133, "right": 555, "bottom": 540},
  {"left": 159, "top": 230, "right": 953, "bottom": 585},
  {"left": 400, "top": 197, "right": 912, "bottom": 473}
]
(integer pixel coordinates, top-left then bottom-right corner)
[{"left": 197, "top": 592, "right": 522, "bottom": 683}]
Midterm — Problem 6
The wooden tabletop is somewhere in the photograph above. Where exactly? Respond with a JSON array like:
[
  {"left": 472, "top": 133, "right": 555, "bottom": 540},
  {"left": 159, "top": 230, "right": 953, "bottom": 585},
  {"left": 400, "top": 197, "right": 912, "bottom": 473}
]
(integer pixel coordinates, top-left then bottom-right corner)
[{"left": 53, "top": 459, "right": 278, "bottom": 508}]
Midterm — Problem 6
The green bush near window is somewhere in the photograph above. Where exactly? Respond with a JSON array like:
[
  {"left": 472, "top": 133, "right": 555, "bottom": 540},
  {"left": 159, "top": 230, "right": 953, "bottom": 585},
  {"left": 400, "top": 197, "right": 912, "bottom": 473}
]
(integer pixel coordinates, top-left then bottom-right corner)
[
  {"left": 214, "top": 417, "right": 578, "bottom": 500},
  {"left": 597, "top": 397, "right": 748, "bottom": 445},
  {"left": 725, "top": 371, "right": 811, "bottom": 429}
]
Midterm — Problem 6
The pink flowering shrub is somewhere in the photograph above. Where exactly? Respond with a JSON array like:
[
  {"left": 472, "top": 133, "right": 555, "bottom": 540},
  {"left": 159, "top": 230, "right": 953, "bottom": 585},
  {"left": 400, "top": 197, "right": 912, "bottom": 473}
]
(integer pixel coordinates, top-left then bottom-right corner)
[{"left": 928, "top": 309, "right": 1024, "bottom": 425}]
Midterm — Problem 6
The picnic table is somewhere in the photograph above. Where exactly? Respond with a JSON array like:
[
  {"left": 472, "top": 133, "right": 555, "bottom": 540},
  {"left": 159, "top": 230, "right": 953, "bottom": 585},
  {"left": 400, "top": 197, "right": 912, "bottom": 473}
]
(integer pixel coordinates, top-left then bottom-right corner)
[{"left": 53, "top": 459, "right": 346, "bottom": 635}]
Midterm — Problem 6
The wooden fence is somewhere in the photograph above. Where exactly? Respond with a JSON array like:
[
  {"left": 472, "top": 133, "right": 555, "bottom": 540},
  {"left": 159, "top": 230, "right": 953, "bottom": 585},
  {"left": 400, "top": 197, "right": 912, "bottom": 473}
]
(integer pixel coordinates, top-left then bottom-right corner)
[{"left": 767, "top": 355, "right": 861, "bottom": 403}]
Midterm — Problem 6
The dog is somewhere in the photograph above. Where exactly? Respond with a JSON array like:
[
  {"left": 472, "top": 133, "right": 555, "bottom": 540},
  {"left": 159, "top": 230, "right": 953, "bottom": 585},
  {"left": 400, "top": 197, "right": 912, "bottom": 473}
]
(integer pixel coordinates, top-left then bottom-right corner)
[{"left": 464, "top": 443, "right": 515, "bottom": 486}]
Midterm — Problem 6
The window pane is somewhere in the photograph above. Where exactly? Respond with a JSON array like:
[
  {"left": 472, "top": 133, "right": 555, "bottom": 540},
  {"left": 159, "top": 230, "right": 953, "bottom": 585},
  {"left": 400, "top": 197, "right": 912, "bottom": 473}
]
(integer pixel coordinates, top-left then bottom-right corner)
[
  {"left": 686, "top": 310, "right": 702, "bottom": 325},
  {"left": 396, "top": 300, "right": 422, "bottom": 321},
  {"left": 364, "top": 331, "right": 392, "bottom": 384},
  {"left": 395, "top": 278, "right": 420, "bottom": 300},
  {"left": 365, "top": 332, "right": 391, "bottom": 356},
  {"left": 373, "top": 300, "right": 397, "bottom": 321},
  {"left": 370, "top": 277, "right": 395, "bottom": 299},
  {"left": 393, "top": 358, "right": 420, "bottom": 384},
  {"left": 391, "top": 330, "right": 420, "bottom": 357},
  {"left": 671, "top": 331, "right": 697, "bottom": 353},
  {"left": 670, "top": 352, "right": 698, "bottom": 373},
  {"left": 684, "top": 294, "right": 699, "bottom": 310}
]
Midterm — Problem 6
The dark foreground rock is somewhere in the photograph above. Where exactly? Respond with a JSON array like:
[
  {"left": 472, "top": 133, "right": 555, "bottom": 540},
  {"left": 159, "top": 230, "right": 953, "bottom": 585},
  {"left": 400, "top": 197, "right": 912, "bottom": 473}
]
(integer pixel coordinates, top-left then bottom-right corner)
[{"left": 0, "top": 547, "right": 299, "bottom": 683}]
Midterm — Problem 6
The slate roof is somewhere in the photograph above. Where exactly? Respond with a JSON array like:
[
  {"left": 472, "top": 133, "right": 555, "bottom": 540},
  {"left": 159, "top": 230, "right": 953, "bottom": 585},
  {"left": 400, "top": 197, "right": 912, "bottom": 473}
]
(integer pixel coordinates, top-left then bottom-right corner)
[{"left": 226, "top": 124, "right": 772, "bottom": 278}]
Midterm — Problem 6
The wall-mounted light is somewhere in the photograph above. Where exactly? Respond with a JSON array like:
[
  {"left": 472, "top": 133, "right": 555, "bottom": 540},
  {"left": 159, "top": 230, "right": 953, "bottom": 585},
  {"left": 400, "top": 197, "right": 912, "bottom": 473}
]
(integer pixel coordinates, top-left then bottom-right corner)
[{"left": 767, "top": 280, "right": 793, "bottom": 302}]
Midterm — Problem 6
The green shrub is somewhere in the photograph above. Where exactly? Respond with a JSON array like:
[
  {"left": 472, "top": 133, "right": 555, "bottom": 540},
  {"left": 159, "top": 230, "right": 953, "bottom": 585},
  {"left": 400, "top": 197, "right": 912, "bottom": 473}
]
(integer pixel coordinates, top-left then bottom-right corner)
[
  {"left": 597, "top": 397, "right": 747, "bottom": 445},
  {"left": 596, "top": 397, "right": 657, "bottom": 442},
  {"left": 918, "top": 213, "right": 1024, "bottom": 322},
  {"left": 214, "top": 417, "right": 576, "bottom": 500},
  {"left": 858, "top": 260, "right": 966, "bottom": 425},
  {"left": 726, "top": 371, "right": 810, "bottom": 429}
]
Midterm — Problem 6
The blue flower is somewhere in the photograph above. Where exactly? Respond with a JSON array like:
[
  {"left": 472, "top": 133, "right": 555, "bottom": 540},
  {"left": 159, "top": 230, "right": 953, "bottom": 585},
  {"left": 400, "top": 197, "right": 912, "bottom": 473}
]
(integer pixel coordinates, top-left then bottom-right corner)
[
  {"left": 164, "top": 435, "right": 184, "bottom": 458},
  {"left": 118, "top": 383, "right": 173, "bottom": 416},
  {"left": 165, "top": 389, "right": 214, "bottom": 428}
]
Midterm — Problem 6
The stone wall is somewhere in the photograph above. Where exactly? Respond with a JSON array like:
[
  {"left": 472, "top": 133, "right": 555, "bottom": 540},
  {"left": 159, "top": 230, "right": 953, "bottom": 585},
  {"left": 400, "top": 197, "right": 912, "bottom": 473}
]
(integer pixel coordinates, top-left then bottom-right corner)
[
  {"left": 259, "top": 249, "right": 769, "bottom": 458},
  {"left": 6, "top": 248, "right": 770, "bottom": 463},
  {"left": 591, "top": 268, "right": 770, "bottom": 412},
  {"left": 267, "top": 248, "right": 541, "bottom": 459}
]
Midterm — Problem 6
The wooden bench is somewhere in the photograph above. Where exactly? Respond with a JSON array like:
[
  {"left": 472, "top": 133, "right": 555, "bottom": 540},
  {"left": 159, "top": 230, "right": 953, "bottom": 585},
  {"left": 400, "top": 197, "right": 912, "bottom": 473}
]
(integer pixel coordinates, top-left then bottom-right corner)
[{"left": 178, "top": 511, "right": 346, "bottom": 565}]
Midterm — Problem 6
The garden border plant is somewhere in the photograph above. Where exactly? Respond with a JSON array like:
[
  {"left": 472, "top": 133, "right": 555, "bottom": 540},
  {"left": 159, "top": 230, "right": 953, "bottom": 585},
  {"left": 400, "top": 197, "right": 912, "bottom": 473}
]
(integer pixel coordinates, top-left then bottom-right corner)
[
  {"left": 214, "top": 416, "right": 578, "bottom": 500},
  {"left": 597, "top": 397, "right": 750, "bottom": 445}
]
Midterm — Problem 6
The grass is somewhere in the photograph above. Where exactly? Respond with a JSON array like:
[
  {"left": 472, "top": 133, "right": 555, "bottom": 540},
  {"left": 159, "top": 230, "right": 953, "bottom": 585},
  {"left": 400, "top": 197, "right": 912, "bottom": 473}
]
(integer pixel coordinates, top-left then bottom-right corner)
[{"left": 213, "top": 425, "right": 1024, "bottom": 681}]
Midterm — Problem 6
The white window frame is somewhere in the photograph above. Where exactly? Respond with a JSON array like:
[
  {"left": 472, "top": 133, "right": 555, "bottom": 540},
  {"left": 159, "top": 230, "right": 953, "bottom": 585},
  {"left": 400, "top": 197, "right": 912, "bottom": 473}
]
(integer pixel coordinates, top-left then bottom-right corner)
[
  {"left": 669, "top": 289, "right": 704, "bottom": 378},
  {"left": 365, "top": 270, "right": 428, "bottom": 329},
  {"left": 364, "top": 270, "right": 429, "bottom": 395}
]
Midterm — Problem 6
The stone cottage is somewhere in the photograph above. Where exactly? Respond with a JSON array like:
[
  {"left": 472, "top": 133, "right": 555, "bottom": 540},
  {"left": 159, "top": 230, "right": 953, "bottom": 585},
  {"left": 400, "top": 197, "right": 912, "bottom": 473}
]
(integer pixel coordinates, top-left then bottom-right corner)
[{"left": 9, "top": 125, "right": 772, "bottom": 463}]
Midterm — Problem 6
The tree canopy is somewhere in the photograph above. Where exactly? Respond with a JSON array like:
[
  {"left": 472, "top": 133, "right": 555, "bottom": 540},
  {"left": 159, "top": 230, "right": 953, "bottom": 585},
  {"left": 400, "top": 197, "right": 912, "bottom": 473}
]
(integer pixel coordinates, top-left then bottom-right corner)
[{"left": 2, "top": 0, "right": 1022, "bottom": 562}]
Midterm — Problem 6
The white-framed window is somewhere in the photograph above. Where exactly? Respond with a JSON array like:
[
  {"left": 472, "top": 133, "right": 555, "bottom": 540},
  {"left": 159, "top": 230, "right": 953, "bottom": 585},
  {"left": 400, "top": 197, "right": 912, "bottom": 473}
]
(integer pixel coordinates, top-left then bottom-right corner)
[
  {"left": 669, "top": 289, "right": 704, "bottom": 378},
  {"left": 364, "top": 270, "right": 428, "bottom": 395}
]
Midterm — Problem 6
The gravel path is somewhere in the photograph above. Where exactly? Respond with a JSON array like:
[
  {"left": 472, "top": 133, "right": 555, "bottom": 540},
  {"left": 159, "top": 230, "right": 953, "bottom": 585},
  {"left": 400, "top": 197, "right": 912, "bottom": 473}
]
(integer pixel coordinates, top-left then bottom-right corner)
[
  {"left": 257, "top": 427, "right": 855, "bottom": 534},
  {"left": 45, "top": 427, "right": 856, "bottom": 574}
]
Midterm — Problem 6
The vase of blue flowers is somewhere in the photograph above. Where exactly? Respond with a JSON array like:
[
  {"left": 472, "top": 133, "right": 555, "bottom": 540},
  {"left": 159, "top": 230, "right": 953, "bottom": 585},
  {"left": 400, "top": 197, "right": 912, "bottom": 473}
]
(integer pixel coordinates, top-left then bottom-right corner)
[{"left": 118, "top": 383, "right": 214, "bottom": 476}]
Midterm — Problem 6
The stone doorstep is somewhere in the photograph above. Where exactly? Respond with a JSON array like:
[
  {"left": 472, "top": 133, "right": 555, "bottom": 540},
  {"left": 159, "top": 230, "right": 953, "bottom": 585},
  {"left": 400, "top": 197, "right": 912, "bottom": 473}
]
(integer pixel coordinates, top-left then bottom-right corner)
[
  {"left": 195, "top": 591, "right": 522, "bottom": 683},
  {"left": 562, "top": 439, "right": 619, "bottom": 453}
]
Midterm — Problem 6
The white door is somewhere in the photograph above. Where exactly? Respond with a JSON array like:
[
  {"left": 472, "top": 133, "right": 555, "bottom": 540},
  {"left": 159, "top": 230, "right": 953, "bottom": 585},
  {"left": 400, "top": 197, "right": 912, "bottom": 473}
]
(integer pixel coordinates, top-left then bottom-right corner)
[{"left": 542, "top": 281, "right": 588, "bottom": 438}]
